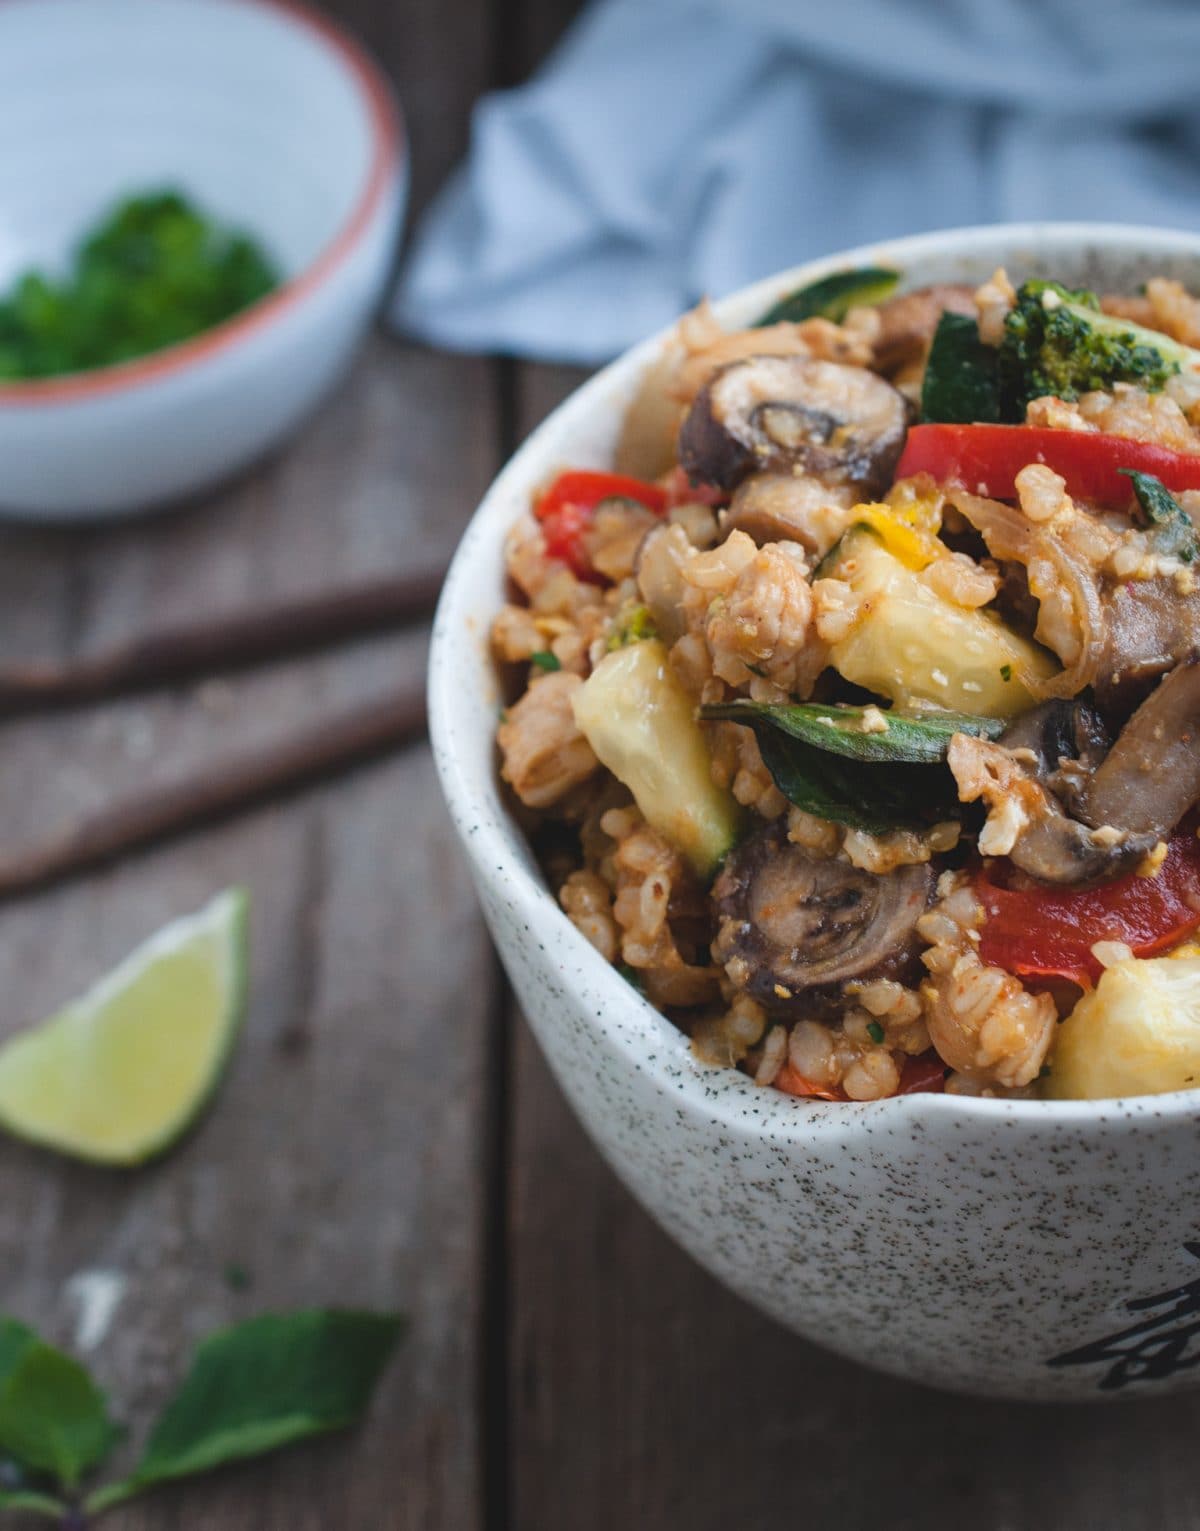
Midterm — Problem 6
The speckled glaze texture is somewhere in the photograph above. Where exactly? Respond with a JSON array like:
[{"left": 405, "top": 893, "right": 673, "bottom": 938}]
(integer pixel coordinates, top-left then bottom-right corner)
[{"left": 430, "top": 226, "right": 1200, "bottom": 1401}]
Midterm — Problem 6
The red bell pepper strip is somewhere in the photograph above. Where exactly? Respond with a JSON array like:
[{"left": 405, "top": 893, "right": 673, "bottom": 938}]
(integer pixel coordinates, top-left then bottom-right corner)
[
  {"left": 897, "top": 1052, "right": 948, "bottom": 1095},
  {"left": 774, "top": 1050, "right": 946, "bottom": 1101},
  {"left": 660, "top": 464, "right": 728, "bottom": 510},
  {"left": 895, "top": 424, "right": 1200, "bottom": 507},
  {"left": 975, "top": 828, "right": 1200, "bottom": 988},
  {"left": 535, "top": 470, "right": 667, "bottom": 580},
  {"left": 773, "top": 1061, "right": 846, "bottom": 1102}
]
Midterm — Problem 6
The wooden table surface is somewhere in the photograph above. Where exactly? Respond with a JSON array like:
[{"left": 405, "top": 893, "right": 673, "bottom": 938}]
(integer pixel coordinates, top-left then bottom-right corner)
[{"left": 3, "top": 2, "right": 1200, "bottom": 1527}]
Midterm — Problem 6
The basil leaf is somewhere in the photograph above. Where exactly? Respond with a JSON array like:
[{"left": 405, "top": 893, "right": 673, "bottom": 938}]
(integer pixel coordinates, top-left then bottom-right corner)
[
  {"left": 1120, "top": 469, "right": 1200, "bottom": 564},
  {"left": 702, "top": 701, "right": 1001, "bottom": 830},
  {"left": 0, "top": 1320, "right": 37, "bottom": 1386},
  {"left": 90, "top": 1310, "right": 404, "bottom": 1510},
  {"left": 0, "top": 1335, "right": 115, "bottom": 1489},
  {"left": 920, "top": 313, "right": 1001, "bottom": 424},
  {"left": 751, "top": 724, "right": 959, "bottom": 831},
  {"left": 700, "top": 701, "right": 1003, "bottom": 763},
  {"left": 0, "top": 1489, "right": 64, "bottom": 1518},
  {"left": 755, "top": 266, "right": 900, "bottom": 327}
]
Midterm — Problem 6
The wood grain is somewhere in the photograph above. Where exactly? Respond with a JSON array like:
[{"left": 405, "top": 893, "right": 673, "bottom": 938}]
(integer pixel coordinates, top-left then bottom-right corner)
[{"left": 0, "top": 0, "right": 498, "bottom": 1525}]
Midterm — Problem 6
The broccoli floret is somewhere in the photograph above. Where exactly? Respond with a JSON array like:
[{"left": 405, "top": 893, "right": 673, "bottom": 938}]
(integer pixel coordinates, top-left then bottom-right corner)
[{"left": 997, "top": 279, "right": 1198, "bottom": 416}]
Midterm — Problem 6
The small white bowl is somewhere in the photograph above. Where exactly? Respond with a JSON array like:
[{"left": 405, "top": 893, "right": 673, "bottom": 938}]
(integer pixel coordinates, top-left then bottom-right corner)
[
  {"left": 0, "top": 0, "right": 405, "bottom": 520},
  {"left": 432, "top": 224, "right": 1200, "bottom": 1401}
]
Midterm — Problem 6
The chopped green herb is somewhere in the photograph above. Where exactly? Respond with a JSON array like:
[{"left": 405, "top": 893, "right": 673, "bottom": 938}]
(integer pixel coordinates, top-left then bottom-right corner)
[
  {"left": 606, "top": 604, "right": 659, "bottom": 650},
  {"left": 0, "top": 191, "right": 279, "bottom": 382},
  {"left": 1120, "top": 469, "right": 1200, "bottom": 564},
  {"left": 529, "top": 651, "right": 561, "bottom": 672},
  {"left": 498, "top": 708, "right": 509, "bottom": 724},
  {"left": 866, "top": 1021, "right": 885, "bottom": 1044},
  {"left": 1000, "top": 664, "right": 1013, "bottom": 682},
  {"left": 617, "top": 963, "right": 645, "bottom": 993},
  {"left": 1039, "top": 1064, "right": 1053, "bottom": 1079}
]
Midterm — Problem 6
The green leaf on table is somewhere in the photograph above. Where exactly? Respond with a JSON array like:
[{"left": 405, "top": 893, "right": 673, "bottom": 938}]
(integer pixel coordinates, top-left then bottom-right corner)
[
  {"left": 89, "top": 1309, "right": 405, "bottom": 1511},
  {"left": 0, "top": 1320, "right": 37, "bottom": 1386},
  {"left": 0, "top": 1489, "right": 65, "bottom": 1519},
  {"left": 0, "top": 1329, "right": 115, "bottom": 1488}
]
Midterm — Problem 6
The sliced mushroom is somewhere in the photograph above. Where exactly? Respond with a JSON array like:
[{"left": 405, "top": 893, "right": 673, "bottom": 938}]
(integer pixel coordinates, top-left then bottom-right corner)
[
  {"left": 677, "top": 355, "right": 909, "bottom": 497},
  {"left": 998, "top": 698, "right": 1109, "bottom": 806},
  {"left": 711, "top": 820, "right": 931, "bottom": 1017},
  {"left": 873, "top": 283, "right": 977, "bottom": 374},
  {"left": 1095, "top": 576, "right": 1200, "bottom": 715},
  {"left": 1077, "top": 658, "right": 1200, "bottom": 841},
  {"left": 991, "top": 790, "right": 1154, "bottom": 886},
  {"left": 948, "top": 724, "right": 1155, "bottom": 887},
  {"left": 720, "top": 471, "right": 856, "bottom": 555}
]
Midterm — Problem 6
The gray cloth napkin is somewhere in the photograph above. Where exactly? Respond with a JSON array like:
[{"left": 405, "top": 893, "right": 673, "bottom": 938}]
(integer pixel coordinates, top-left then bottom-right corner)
[{"left": 393, "top": 0, "right": 1200, "bottom": 363}]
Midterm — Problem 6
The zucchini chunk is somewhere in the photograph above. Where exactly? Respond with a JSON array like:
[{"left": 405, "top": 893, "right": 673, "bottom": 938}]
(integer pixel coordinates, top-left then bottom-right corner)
[
  {"left": 1046, "top": 955, "right": 1200, "bottom": 1100},
  {"left": 823, "top": 527, "right": 1056, "bottom": 717},
  {"left": 572, "top": 640, "right": 739, "bottom": 876}
]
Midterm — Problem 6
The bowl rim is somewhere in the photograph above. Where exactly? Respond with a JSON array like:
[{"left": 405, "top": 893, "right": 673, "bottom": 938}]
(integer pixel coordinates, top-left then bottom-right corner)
[
  {"left": 430, "top": 219, "right": 1200, "bottom": 1133},
  {"left": 0, "top": 0, "right": 403, "bottom": 408}
]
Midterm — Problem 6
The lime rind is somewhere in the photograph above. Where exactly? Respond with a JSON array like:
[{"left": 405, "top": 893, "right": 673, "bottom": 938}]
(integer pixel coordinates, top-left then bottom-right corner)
[{"left": 0, "top": 888, "right": 249, "bottom": 1166}]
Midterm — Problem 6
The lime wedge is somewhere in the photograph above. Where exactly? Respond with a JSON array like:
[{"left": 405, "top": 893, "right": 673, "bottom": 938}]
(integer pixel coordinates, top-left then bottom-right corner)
[{"left": 0, "top": 889, "right": 248, "bottom": 1166}]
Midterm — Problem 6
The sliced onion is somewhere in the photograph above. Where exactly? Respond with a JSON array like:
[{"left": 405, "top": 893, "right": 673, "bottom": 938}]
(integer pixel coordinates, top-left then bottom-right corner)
[
  {"left": 1026, "top": 537, "right": 1103, "bottom": 700},
  {"left": 950, "top": 489, "right": 1101, "bottom": 700},
  {"left": 947, "top": 489, "right": 1032, "bottom": 562}
]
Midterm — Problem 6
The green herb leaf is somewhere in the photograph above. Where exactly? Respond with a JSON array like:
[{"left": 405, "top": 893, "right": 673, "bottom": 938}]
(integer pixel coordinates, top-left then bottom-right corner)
[
  {"left": 606, "top": 604, "right": 658, "bottom": 650},
  {"left": 755, "top": 266, "right": 900, "bottom": 327},
  {"left": 699, "top": 701, "right": 1003, "bottom": 764},
  {"left": 920, "top": 313, "right": 1001, "bottom": 424},
  {"left": 1120, "top": 469, "right": 1200, "bottom": 564},
  {"left": 700, "top": 701, "right": 1002, "bottom": 831},
  {"left": 0, "top": 190, "right": 278, "bottom": 382},
  {"left": 529, "top": 651, "right": 561, "bottom": 672},
  {"left": 0, "top": 1489, "right": 64, "bottom": 1518},
  {"left": 0, "top": 1320, "right": 37, "bottom": 1386},
  {"left": 866, "top": 1021, "right": 885, "bottom": 1044},
  {"left": 0, "top": 1329, "right": 115, "bottom": 1489},
  {"left": 1000, "top": 663, "right": 1013, "bottom": 682},
  {"left": 747, "top": 725, "right": 931, "bottom": 831},
  {"left": 89, "top": 1310, "right": 404, "bottom": 1512}
]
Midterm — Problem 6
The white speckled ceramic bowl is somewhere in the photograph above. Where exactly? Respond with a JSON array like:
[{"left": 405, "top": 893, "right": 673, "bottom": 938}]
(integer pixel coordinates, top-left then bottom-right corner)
[
  {"left": 0, "top": 0, "right": 405, "bottom": 520},
  {"left": 430, "top": 225, "right": 1200, "bottom": 1401}
]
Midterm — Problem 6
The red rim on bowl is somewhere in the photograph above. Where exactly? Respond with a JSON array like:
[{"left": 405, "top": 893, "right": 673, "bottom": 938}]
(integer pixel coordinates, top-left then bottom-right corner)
[{"left": 0, "top": 0, "right": 402, "bottom": 408}]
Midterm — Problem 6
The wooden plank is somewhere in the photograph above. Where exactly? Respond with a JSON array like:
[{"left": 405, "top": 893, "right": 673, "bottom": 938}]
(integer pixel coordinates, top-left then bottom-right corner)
[
  {"left": 0, "top": 748, "right": 494, "bottom": 1530},
  {"left": 505, "top": 372, "right": 1200, "bottom": 1529},
  {"left": 0, "top": 0, "right": 502, "bottom": 1524}
]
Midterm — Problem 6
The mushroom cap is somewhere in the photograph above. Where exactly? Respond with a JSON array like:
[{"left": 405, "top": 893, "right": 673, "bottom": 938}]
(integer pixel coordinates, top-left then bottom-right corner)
[
  {"left": 678, "top": 354, "right": 909, "bottom": 498},
  {"left": 711, "top": 820, "right": 932, "bottom": 1017}
]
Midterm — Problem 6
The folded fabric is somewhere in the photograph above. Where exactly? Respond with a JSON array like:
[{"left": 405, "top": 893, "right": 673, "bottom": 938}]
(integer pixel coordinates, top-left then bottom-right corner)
[{"left": 391, "top": 0, "right": 1200, "bottom": 363}]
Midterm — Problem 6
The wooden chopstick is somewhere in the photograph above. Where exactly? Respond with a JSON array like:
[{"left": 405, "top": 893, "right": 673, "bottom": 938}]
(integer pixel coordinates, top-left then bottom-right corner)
[
  {"left": 0, "top": 569, "right": 445, "bottom": 714},
  {"left": 0, "top": 686, "right": 428, "bottom": 900}
]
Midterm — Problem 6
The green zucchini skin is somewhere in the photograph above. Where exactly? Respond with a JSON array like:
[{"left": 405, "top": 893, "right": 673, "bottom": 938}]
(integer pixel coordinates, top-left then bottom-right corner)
[
  {"left": 920, "top": 312, "right": 1001, "bottom": 424},
  {"left": 755, "top": 267, "right": 900, "bottom": 328}
]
